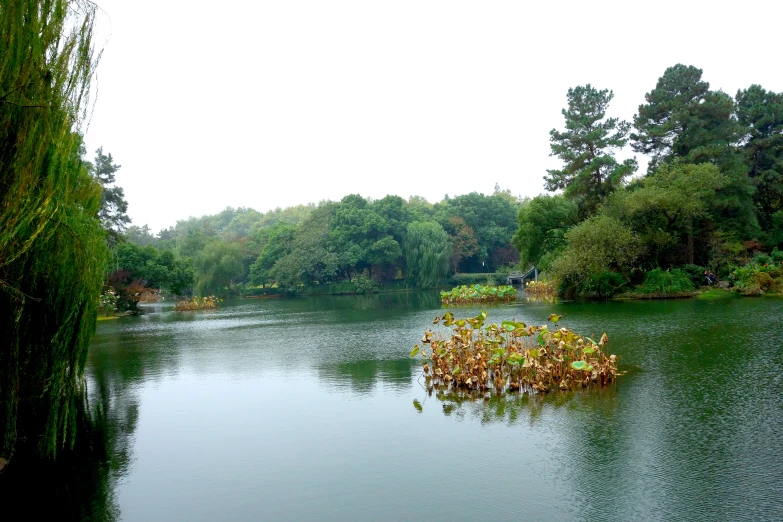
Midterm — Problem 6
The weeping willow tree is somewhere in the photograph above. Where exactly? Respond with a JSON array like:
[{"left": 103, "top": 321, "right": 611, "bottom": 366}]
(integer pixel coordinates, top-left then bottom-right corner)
[
  {"left": 0, "top": 0, "right": 108, "bottom": 459},
  {"left": 404, "top": 221, "right": 451, "bottom": 288}
]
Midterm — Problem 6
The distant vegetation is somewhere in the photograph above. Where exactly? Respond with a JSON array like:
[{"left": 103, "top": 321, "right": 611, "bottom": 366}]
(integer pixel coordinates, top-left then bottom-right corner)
[{"left": 440, "top": 285, "right": 517, "bottom": 305}]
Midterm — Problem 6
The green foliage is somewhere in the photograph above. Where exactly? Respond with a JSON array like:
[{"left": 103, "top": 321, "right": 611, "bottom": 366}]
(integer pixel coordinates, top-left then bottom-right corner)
[
  {"left": 194, "top": 241, "right": 245, "bottom": 296},
  {"left": 631, "top": 64, "right": 756, "bottom": 237},
  {"left": 90, "top": 147, "right": 130, "bottom": 240},
  {"left": 682, "top": 264, "right": 708, "bottom": 287},
  {"left": 113, "top": 242, "right": 193, "bottom": 295},
  {"left": 736, "top": 85, "right": 783, "bottom": 233},
  {"left": 434, "top": 192, "right": 520, "bottom": 272},
  {"left": 404, "top": 221, "right": 451, "bottom": 288},
  {"left": 513, "top": 194, "right": 578, "bottom": 270},
  {"left": 578, "top": 271, "right": 628, "bottom": 299},
  {"left": 0, "top": 0, "right": 107, "bottom": 459},
  {"left": 550, "top": 215, "right": 639, "bottom": 286},
  {"left": 545, "top": 85, "right": 637, "bottom": 217},
  {"left": 249, "top": 223, "right": 296, "bottom": 286},
  {"left": 440, "top": 285, "right": 517, "bottom": 305},
  {"left": 730, "top": 251, "right": 783, "bottom": 295},
  {"left": 635, "top": 268, "right": 696, "bottom": 297},
  {"left": 604, "top": 163, "right": 725, "bottom": 266}
]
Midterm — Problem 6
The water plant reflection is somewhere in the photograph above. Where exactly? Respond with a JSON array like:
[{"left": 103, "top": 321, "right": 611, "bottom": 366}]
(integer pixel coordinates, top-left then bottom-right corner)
[
  {"left": 440, "top": 284, "right": 517, "bottom": 305},
  {"left": 411, "top": 312, "right": 620, "bottom": 395}
]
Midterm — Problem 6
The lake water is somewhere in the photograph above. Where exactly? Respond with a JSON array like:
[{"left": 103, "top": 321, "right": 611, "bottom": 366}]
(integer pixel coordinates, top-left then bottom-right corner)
[{"left": 6, "top": 292, "right": 783, "bottom": 520}]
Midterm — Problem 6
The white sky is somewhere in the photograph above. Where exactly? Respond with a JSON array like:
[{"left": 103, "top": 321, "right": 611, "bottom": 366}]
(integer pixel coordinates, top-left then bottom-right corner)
[{"left": 84, "top": 0, "right": 783, "bottom": 232}]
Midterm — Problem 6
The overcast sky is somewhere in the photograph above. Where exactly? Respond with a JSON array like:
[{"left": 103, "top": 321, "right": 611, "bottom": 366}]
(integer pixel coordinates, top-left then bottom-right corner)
[{"left": 83, "top": 0, "right": 783, "bottom": 232}]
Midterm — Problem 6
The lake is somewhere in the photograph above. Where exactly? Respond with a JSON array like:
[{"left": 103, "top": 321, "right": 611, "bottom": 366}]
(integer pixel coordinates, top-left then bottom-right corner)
[{"left": 6, "top": 292, "right": 783, "bottom": 520}]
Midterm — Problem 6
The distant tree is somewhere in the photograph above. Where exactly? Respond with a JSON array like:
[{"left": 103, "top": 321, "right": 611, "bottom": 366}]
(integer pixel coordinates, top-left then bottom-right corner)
[
  {"left": 435, "top": 192, "right": 519, "bottom": 271},
  {"left": 404, "top": 221, "right": 451, "bottom": 288},
  {"left": 513, "top": 194, "right": 579, "bottom": 270},
  {"left": 271, "top": 205, "right": 339, "bottom": 290},
  {"left": 91, "top": 147, "right": 131, "bottom": 238},
  {"left": 736, "top": 85, "right": 783, "bottom": 233},
  {"left": 545, "top": 84, "right": 637, "bottom": 218},
  {"left": 445, "top": 216, "right": 478, "bottom": 273},
  {"left": 605, "top": 163, "right": 725, "bottom": 266},
  {"left": 631, "top": 65, "right": 755, "bottom": 236},
  {"left": 125, "top": 224, "right": 157, "bottom": 247},
  {"left": 194, "top": 241, "right": 244, "bottom": 296},
  {"left": 250, "top": 224, "right": 297, "bottom": 286}
]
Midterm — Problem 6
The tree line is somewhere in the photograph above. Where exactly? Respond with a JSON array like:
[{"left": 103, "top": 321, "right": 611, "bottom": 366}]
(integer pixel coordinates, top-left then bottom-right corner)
[
  {"left": 514, "top": 64, "right": 783, "bottom": 297},
  {"left": 110, "top": 188, "right": 522, "bottom": 303}
]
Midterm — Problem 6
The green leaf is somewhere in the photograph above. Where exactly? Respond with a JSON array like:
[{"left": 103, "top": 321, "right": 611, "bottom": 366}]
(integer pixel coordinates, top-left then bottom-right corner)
[
  {"left": 547, "top": 313, "right": 562, "bottom": 323},
  {"left": 452, "top": 365, "right": 460, "bottom": 375},
  {"left": 413, "top": 399, "right": 423, "bottom": 413},
  {"left": 571, "top": 360, "right": 587, "bottom": 370},
  {"left": 410, "top": 345, "right": 419, "bottom": 357}
]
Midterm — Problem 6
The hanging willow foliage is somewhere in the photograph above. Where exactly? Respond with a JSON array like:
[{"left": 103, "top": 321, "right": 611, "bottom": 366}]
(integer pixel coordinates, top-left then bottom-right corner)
[{"left": 0, "top": 0, "right": 107, "bottom": 459}]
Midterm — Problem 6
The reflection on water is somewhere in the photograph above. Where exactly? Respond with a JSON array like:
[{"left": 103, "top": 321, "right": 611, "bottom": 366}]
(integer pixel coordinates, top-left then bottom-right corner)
[{"left": 3, "top": 292, "right": 783, "bottom": 521}]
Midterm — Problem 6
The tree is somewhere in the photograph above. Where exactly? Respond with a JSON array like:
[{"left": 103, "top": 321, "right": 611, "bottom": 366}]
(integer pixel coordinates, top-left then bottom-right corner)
[
  {"left": 435, "top": 192, "right": 519, "bottom": 271},
  {"left": 512, "top": 194, "right": 579, "bottom": 270},
  {"left": 605, "top": 163, "right": 725, "bottom": 266},
  {"left": 91, "top": 147, "right": 131, "bottom": 238},
  {"left": 0, "top": 0, "right": 106, "bottom": 459},
  {"left": 632, "top": 64, "right": 755, "bottom": 236},
  {"left": 544, "top": 85, "right": 637, "bottom": 217},
  {"left": 550, "top": 215, "right": 640, "bottom": 286},
  {"left": 445, "top": 216, "right": 478, "bottom": 273},
  {"left": 194, "top": 241, "right": 245, "bottom": 296},
  {"left": 249, "top": 224, "right": 296, "bottom": 286},
  {"left": 736, "top": 85, "right": 783, "bottom": 233},
  {"left": 404, "top": 222, "right": 451, "bottom": 288},
  {"left": 270, "top": 204, "right": 339, "bottom": 290}
]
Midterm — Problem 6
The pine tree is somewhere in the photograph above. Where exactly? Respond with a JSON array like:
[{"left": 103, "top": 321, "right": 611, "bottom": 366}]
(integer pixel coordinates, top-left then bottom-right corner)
[{"left": 545, "top": 85, "right": 637, "bottom": 218}]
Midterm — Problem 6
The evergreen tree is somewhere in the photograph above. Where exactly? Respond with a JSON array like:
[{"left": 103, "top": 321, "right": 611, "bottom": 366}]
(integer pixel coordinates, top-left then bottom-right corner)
[
  {"left": 632, "top": 64, "right": 756, "bottom": 236},
  {"left": 545, "top": 85, "right": 637, "bottom": 218},
  {"left": 736, "top": 85, "right": 783, "bottom": 233},
  {"left": 91, "top": 147, "right": 131, "bottom": 239}
]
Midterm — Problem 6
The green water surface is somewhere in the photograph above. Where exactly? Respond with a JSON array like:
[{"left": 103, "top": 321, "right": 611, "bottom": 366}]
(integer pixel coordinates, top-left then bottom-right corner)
[{"left": 5, "top": 292, "right": 783, "bottom": 521}]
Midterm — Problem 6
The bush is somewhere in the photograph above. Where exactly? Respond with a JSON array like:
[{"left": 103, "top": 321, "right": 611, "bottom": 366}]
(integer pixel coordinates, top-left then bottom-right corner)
[
  {"left": 635, "top": 268, "right": 696, "bottom": 296},
  {"left": 579, "top": 271, "right": 627, "bottom": 299},
  {"left": 682, "top": 264, "right": 707, "bottom": 287}
]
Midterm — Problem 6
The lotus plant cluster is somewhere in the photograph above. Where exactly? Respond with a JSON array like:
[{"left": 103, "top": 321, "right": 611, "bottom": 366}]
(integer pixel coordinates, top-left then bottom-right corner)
[
  {"left": 411, "top": 311, "right": 620, "bottom": 394},
  {"left": 174, "top": 296, "right": 220, "bottom": 311},
  {"left": 440, "top": 284, "right": 517, "bottom": 305},
  {"left": 524, "top": 280, "right": 555, "bottom": 297}
]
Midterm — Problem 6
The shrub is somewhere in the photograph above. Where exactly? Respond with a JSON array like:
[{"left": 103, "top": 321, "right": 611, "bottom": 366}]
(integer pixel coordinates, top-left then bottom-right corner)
[
  {"left": 635, "top": 268, "right": 696, "bottom": 296},
  {"left": 682, "top": 264, "right": 707, "bottom": 287},
  {"left": 579, "top": 271, "right": 627, "bottom": 299}
]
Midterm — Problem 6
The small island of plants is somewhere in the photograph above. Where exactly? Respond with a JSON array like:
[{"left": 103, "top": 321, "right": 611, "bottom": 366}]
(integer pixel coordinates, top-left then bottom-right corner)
[
  {"left": 440, "top": 284, "right": 517, "bottom": 305},
  {"left": 174, "top": 296, "right": 220, "bottom": 311},
  {"left": 411, "top": 311, "right": 620, "bottom": 395}
]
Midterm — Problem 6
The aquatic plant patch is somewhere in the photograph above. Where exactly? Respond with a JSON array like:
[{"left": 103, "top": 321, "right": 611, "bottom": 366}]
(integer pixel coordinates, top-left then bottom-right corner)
[
  {"left": 174, "top": 296, "right": 220, "bottom": 311},
  {"left": 524, "top": 279, "right": 555, "bottom": 297},
  {"left": 411, "top": 311, "right": 621, "bottom": 394},
  {"left": 440, "top": 284, "right": 517, "bottom": 305}
]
